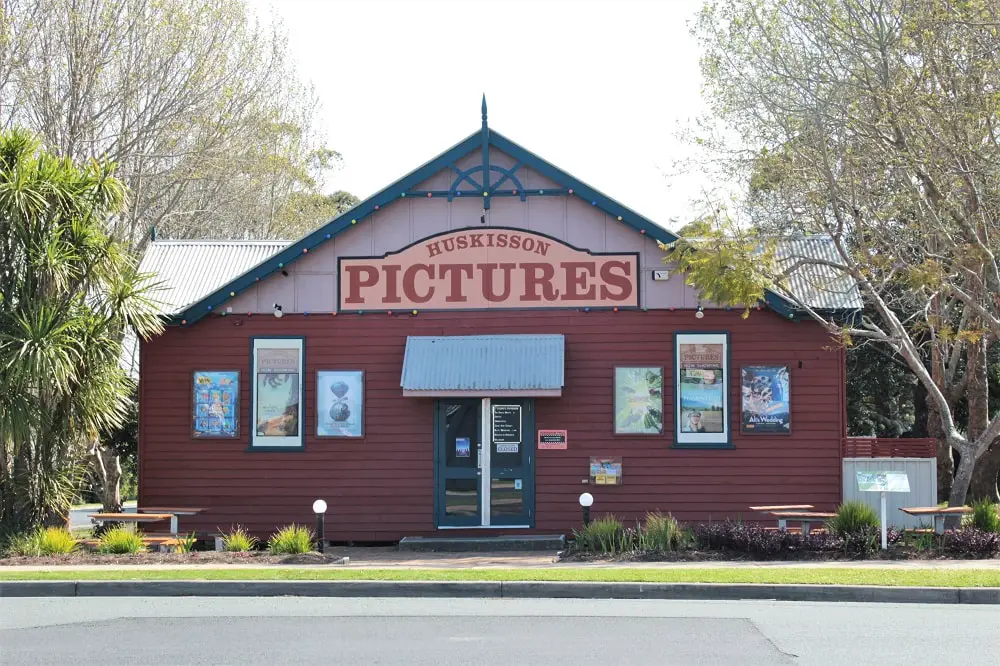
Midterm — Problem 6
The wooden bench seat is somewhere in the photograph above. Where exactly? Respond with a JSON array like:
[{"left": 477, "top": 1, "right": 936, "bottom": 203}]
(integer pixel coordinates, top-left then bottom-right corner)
[{"left": 79, "top": 535, "right": 182, "bottom": 552}]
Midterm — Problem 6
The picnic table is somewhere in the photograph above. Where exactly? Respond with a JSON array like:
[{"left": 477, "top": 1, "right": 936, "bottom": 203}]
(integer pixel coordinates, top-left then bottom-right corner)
[
  {"left": 899, "top": 506, "right": 971, "bottom": 535},
  {"left": 768, "top": 511, "right": 835, "bottom": 536},
  {"left": 749, "top": 504, "right": 814, "bottom": 512},
  {"left": 87, "top": 512, "right": 176, "bottom": 533},
  {"left": 138, "top": 507, "right": 206, "bottom": 535}
]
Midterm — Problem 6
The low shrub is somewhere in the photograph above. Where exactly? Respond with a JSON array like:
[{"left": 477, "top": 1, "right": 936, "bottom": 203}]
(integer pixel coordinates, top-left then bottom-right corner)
[
  {"left": 174, "top": 532, "right": 198, "bottom": 554},
  {"left": 267, "top": 524, "right": 314, "bottom": 555},
  {"left": 969, "top": 500, "right": 1000, "bottom": 533},
  {"left": 38, "top": 527, "right": 78, "bottom": 555},
  {"left": 640, "top": 512, "right": 686, "bottom": 552},
  {"left": 3, "top": 531, "right": 42, "bottom": 557},
  {"left": 2, "top": 527, "right": 78, "bottom": 556},
  {"left": 572, "top": 515, "right": 638, "bottom": 554},
  {"left": 826, "top": 501, "right": 883, "bottom": 555},
  {"left": 694, "top": 521, "right": 797, "bottom": 556},
  {"left": 220, "top": 525, "right": 258, "bottom": 552},
  {"left": 942, "top": 528, "right": 1000, "bottom": 558},
  {"left": 98, "top": 526, "right": 147, "bottom": 554},
  {"left": 827, "top": 501, "right": 880, "bottom": 538}
]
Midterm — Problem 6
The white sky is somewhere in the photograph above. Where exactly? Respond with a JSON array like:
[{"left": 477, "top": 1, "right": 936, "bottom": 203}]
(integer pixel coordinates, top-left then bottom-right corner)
[{"left": 250, "top": 0, "right": 709, "bottom": 230}]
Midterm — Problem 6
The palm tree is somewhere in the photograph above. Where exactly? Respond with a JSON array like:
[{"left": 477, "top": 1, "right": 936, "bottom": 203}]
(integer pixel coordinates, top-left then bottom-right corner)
[{"left": 0, "top": 129, "right": 162, "bottom": 535}]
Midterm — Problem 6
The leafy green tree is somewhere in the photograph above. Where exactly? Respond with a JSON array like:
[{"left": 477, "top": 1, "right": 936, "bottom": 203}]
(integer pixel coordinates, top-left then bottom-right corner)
[
  {"left": 0, "top": 0, "right": 350, "bottom": 247},
  {"left": 684, "top": 0, "right": 1000, "bottom": 505},
  {"left": 0, "top": 129, "right": 161, "bottom": 534}
]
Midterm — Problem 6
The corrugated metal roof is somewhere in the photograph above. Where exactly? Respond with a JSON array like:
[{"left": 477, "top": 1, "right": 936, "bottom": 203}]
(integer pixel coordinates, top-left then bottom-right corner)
[
  {"left": 772, "top": 236, "right": 863, "bottom": 311},
  {"left": 123, "top": 240, "right": 289, "bottom": 378},
  {"left": 401, "top": 335, "right": 565, "bottom": 392},
  {"left": 139, "top": 240, "right": 290, "bottom": 315}
]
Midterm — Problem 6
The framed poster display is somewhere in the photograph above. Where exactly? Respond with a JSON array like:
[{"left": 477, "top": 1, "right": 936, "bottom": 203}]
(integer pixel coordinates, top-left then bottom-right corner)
[
  {"left": 316, "top": 370, "right": 364, "bottom": 437},
  {"left": 192, "top": 370, "right": 239, "bottom": 438},
  {"left": 675, "top": 333, "right": 730, "bottom": 446},
  {"left": 740, "top": 365, "right": 791, "bottom": 434},
  {"left": 613, "top": 367, "right": 663, "bottom": 434},
  {"left": 589, "top": 457, "right": 623, "bottom": 485},
  {"left": 250, "top": 337, "right": 304, "bottom": 449}
]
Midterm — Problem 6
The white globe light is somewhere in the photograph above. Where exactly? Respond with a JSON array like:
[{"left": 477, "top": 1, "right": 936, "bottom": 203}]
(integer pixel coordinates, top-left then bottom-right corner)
[
  {"left": 312, "top": 499, "right": 327, "bottom": 514},
  {"left": 274, "top": 309, "right": 284, "bottom": 318},
  {"left": 578, "top": 492, "right": 594, "bottom": 508}
]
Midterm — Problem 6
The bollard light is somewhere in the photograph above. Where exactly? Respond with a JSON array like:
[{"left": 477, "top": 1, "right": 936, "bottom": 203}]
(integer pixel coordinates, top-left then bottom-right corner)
[
  {"left": 579, "top": 492, "right": 594, "bottom": 526},
  {"left": 312, "top": 499, "right": 327, "bottom": 553}
]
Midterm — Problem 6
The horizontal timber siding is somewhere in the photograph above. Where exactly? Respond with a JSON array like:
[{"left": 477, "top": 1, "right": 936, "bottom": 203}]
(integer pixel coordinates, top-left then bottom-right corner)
[{"left": 140, "top": 309, "right": 844, "bottom": 541}]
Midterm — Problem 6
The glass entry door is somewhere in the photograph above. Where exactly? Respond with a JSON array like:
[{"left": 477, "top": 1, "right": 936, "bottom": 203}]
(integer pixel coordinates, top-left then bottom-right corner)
[
  {"left": 435, "top": 398, "right": 535, "bottom": 528},
  {"left": 436, "top": 399, "right": 482, "bottom": 527}
]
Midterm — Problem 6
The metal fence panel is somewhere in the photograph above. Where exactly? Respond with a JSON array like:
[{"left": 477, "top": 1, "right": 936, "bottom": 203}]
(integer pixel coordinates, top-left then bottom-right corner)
[{"left": 842, "top": 458, "right": 937, "bottom": 529}]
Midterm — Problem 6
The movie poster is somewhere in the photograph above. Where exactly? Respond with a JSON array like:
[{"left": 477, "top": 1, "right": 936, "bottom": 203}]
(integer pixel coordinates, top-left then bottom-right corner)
[
  {"left": 613, "top": 367, "right": 663, "bottom": 434},
  {"left": 316, "top": 370, "right": 364, "bottom": 437},
  {"left": 678, "top": 342, "right": 726, "bottom": 434},
  {"left": 741, "top": 365, "right": 791, "bottom": 434},
  {"left": 192, "top": 371, "right": 239, "bottom": 438},
  {"left": 255, "top": 347, "right": 300, "bottom": 438}
]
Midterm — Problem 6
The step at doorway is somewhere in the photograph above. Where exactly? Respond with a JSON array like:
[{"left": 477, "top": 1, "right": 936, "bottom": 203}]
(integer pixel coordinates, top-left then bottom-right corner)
[{"left": 398, "top": 534, "right": 565, "bottom": 553}]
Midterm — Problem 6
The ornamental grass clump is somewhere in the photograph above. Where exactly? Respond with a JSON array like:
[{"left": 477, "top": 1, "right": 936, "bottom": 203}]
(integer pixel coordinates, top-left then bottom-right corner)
[
  {"left": 267, "top": 524, "right": 314, "bottom": 555},
  {"left": 572, "top": 515, "right": 635, "bottom": 555},
  {"left": 3, "top": 527, "right": 78, "bottom": 556},
  {"left": 174, "top": 532, "right": 198, "bottom": 554},
  {"left": 220, "top": 525, "right": 258, "bottom": 552},
  {"left": 969, "top": 499, "right": 1000, "bottom": 533},
  {"left": 641, "top": 512, "right": 686, "bottom": 552},
  {"left": 98, "top": 526, "right": 146, "bottom": 554},
  {"left": 38, "top": 527, "right": 78, "bottom": 555},
  {"left": 827, "top": 501, "right": 882, "bottom": 555}
]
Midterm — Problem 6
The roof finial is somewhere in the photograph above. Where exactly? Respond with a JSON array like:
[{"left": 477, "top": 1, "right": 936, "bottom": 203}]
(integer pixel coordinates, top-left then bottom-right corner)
[{"left": 481, "top": 94, "right": 487, "bottom": 127}]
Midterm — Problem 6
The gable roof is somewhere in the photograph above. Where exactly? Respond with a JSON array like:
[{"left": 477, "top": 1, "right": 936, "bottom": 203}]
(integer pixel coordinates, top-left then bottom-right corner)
[
  {"left": 171, "top": 103, "right": 683, "bottom": 326},
  {"left": 166, "top": 100, "right": 860, "bottom": 326}
]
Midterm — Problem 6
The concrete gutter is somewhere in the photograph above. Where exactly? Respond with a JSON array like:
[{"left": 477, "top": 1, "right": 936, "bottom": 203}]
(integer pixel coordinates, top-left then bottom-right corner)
[{"left": 2, "top": 580, "right": 998, "bottom": 603}]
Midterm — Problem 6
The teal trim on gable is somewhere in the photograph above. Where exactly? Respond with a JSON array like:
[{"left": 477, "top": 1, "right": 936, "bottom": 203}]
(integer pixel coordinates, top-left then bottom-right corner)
[{"left": 171, "top": 107, "right": 827, "bottom": 326}]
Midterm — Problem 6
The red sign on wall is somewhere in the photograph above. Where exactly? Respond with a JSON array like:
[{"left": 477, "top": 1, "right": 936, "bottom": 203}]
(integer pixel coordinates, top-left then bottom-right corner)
[
  {"left": 538, "top": 429, "right": 568, "bottom": 450},
  {"left": 338, "top": 228, "right": 639, "bottom": 311}
]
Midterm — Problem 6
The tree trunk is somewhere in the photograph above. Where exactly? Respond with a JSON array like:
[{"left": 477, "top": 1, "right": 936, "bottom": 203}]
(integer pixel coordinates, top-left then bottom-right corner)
[
  {"left": 928, "top": 394, "right": 954, "bottom": 499},
  {"left": 966, "top": 337, "right": 988, "bottom": 441},
  {"left": 949, "top": 445, "right": 977, "bottom": 511},
  {"left": 969, "top": 439, "right": 1000, "bottom": 502},
  {"left": 90, "top": 443, "right": 123, "bottom": 514}
]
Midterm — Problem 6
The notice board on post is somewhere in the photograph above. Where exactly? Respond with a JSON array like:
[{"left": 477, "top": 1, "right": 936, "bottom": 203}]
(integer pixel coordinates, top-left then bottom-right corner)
[
  {"left": 492, "top": 403, "right": 522, "bottom": 453},
  {"left": 856, "top": 470, "right": 910, "bottom": 493}
]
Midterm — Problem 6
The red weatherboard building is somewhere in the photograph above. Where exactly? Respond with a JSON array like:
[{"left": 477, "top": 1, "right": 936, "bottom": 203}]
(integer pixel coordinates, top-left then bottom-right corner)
[{"left": 138, "top": 102, "right": 865, "bottom": 542}]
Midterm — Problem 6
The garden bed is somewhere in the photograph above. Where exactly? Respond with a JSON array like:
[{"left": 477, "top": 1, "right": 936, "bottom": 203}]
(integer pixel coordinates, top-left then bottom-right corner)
[{"left": 0, "top": 550, "right": 347, "bottom": 566}]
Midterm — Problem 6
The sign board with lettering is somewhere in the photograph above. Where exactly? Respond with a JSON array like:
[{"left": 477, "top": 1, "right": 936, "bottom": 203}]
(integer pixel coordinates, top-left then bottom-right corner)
[
  {"left": 492, "top": 404, "right": 522, "bottom": 454},
  {"left": 338, "top": 227, "right": 639, "bottom": 312},
  {"left": 538, "top": 429, "right": 568, "bottom": 450},
  {"left": 856, "top": 470, "right": 910, "bottom": 493}
]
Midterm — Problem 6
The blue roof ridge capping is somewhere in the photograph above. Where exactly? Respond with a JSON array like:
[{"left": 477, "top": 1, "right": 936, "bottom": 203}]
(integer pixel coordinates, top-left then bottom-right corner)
[{"left": 401, "top": 335, "right": 565, "bottom": 393}]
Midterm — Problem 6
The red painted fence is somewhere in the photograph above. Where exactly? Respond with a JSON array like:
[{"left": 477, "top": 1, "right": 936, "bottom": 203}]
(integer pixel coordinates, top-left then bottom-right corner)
[{"left": 842, "top": 438, "right": 937, "bottom": 458}]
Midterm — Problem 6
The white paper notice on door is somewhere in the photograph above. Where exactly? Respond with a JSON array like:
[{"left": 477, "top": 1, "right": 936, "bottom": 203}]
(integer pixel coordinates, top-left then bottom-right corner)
[{"left": 496, "top": 443, "right": 519, "bottom": 453}]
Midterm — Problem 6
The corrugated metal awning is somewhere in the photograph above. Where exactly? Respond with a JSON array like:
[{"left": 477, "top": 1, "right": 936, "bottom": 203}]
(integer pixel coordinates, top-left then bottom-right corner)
[{"left": 401, "top": 335, "right": 565, "bottom": 397}]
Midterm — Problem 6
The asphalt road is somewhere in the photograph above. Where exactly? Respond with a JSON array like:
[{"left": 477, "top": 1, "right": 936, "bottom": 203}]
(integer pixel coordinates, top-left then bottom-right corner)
[{"left": 2, "top": 597, "right": 997, "bottom": 665}]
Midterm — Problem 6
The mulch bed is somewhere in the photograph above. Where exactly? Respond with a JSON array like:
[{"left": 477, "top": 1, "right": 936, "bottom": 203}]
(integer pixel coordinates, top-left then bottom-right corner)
[{"left": 0, "top": 551, "right": 347, "bottom": 566}]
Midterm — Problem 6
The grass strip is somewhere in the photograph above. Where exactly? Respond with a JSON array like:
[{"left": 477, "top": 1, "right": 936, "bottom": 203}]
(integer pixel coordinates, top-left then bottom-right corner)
[{"left": 1, "top": 567, "right": 998, "bottom": 587}]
